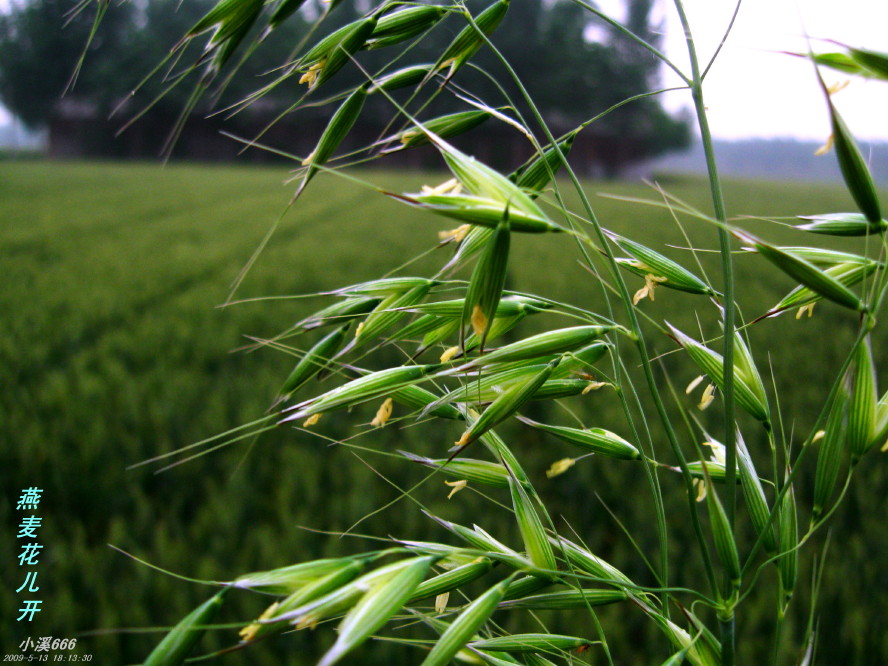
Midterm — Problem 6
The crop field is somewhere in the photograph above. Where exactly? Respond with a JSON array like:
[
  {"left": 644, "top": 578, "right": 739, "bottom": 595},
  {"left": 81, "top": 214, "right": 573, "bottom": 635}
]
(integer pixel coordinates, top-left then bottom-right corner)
[{"left": 1, "top": 160, "right": 886, "bottom": 664}]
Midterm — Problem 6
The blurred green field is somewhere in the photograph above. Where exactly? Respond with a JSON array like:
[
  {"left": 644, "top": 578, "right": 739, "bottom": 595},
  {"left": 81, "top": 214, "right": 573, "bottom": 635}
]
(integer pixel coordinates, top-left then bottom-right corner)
[{"left": 1, "top": 160, "right": 886, "bottom": 664}]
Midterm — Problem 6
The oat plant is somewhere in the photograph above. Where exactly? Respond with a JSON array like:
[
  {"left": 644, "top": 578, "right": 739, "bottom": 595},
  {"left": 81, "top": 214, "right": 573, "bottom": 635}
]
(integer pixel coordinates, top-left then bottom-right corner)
[{"left": 104, "top": 1, "right": 888, "bottom": 664}]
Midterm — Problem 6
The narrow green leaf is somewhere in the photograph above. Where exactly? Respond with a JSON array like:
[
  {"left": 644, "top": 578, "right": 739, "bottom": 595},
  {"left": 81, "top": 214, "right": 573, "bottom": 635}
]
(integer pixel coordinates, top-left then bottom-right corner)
[
  {"left": 423, "top": 513, "right": 532, "bottom": 571},
  {"left": 609, "top": 232, "right": 712, "bottom": 295},
  {"left": 401, "top": 451, "right": 510, "bottom": 487},
  {"left": 268, "top": 0, "right": 308, "bottom": 29},
  {"left": 849, "top": 337, "right": 877, "bottom": 461},
  {"left": 302, "top": 84, "right": 368, "bottom": 185},
  {"left": 391, "top": 384, "right": 463, "bottom": 420},
  {"left": 333, "top": 276, "right": 438, "bottom": 297},
  {"left": 468, "top": 633, "right": 593, "bottom": 653},
  {"left": 516, "top": 416, "right": 641, "bottom": 460},
  {"left": 319, "top": 556, "right": 436, "bottom": 666},
  {"left": 667, "top": 323, "right": 770, "bottom": 423},
  {"left": 234, "top": 557, "right": 357, "bottom": 594},
  {"left": 297, "top": 296, "right": 380, "bottom": 331},
  {"left": 509, "top": 475, "right": 557, "bottom": 571},
  {"left": 241, "top": 558, "right": 368, "bottom": 643},
  {"left": 739, "top": 233, "right": 866, "bottom": 312},
  {"left": 442, "top": 224, "right": 495, "bottom": 273},
  {"left": 433, "top": 0, "right": 510, "bottom": 79},
  {"left": 765, "top": 260, "right": 877, "bottom": 318},
  {"left": 394, "top": 191, "right": 563, "bottom": 233},
  {"left": 272, "top": 556, "right": 430, "bottom": 628},
  {"left": 498, "top": 589, "right": 626, "bottom": 610},
  {"left": 395, "top": 111, "right": 492, "bottom": 149},
  {"left": 549, "top": 536, "right": 634, "bottom": 588},
  {"left": 828, "top": 101, "right": 882, "bottom": 223},
  {"left": 850, "top": 47, "right": 888, "bottom": 80},
  {"left": 279, "top": 324, "right": 349, "bottom": 398},
  {"left": 705, "top": 488, "right": 741, "bottom": 589},
  {"left": 367, "top": 5, "right": 447, "bottom": 49},
  {"left": 420, "top": 576, "right": 514, "bottom": 666},
  {"left": 454, "top": 358, "right": 559, "bottom": 448},
  {"left": 813, "top": 386, "right": 848, "bottom": 518},
  {"left": 795, "top": 212, "right": 887, "bottom": 236},
  {"left": 871, "top": 389, "right": 888, "bottom": 453},
  {"left": 453, "top": 326, "right": 615, "bottom": 371},
  {"left": 777, "top": 481, "right": 798, "bottom": 604},
  {"left": 368, "top": 64, "right": 434, "bottom": 93},
  {"left": 409, "top": 557, "right": 494, "bottom": 601},
  {"left": 354, "top": 282, "right": 434, "bottom": 346},
  {"left": 737, "top": 433, "right": 775, "bottom": 553},
  {"left": 144, "top": 588, "right": 228, "bottom": 666},
  {"left": 281, "top": 364, "right": 441, "bottom": 422},
  {"left": 462, "top": 211, "right": 510, "bottom": 349},
  {"left": 510, "top": 131, "right": 578, "bottom": 196}
]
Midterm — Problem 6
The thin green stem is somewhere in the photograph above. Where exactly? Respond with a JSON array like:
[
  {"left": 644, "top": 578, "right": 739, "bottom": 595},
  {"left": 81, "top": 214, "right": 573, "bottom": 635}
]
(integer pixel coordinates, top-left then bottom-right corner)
[
  {"left": 465, "top": 13, "right": 732, "bottom": 617},
  {"left": 569, "top": 0, "right": 690, "bottom": 85},
  {"left": 673, "top": 1, "right": 737, "bottom": 663}
]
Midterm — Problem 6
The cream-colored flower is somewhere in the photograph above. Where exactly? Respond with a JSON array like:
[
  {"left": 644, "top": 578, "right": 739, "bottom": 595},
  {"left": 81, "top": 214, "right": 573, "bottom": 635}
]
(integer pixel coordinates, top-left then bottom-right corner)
[
  {"left": 546, "top": 458, "right": 576, "bottom": 478},
  {"left": 370, "top": 398, "right": 393, "bottom": 427},
  {"left": 440, "top": 345, "right": 460, "bottom": 363},
  {"left": 633, "top": 274, "right": 667, "bottom": 305},
  {"left": 421, "top": 178, "right": 462, "bottom": 196},
  {"left": 796, "top": 303, "right": 815, "bottom": 319},
  {"left": 698, "top": 383, "right": 716, "bottom": 410},
  {"left": 445, "top": 479, "right": 467, "bottom": 499},
  {"left": 438, "top": 224, "right": 471, "bottom": 243},
  {"left": 814, "top": 134, "right": 834, "bottom": 156},
  {"left": 299, "top": 60, "right": 324, "bottom": 88}
]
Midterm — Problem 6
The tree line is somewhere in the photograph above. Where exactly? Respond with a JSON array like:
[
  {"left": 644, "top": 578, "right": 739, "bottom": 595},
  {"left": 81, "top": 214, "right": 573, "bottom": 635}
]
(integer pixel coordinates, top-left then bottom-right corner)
[{"left": 0, "top": 0, "right": 690, "bottom": 174}]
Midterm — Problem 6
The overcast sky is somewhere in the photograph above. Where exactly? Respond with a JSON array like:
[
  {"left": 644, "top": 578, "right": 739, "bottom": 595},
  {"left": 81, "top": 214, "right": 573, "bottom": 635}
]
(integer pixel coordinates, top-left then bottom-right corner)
[{"left": 2, "top": 0, "right": 887, "bottom": 142}]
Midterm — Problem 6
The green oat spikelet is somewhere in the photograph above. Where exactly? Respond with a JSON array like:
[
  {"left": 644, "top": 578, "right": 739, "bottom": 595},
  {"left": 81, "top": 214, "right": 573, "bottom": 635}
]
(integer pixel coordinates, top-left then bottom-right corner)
[{"left": 143, "top": 588, "right": 228, "bottom": 666}]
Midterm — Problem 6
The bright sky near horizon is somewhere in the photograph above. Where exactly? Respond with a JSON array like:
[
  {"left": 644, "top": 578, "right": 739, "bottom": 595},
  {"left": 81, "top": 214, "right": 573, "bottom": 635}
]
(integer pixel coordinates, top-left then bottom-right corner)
[
  {"left": 656, "top": 0, "right": 888, "bottom": 141},
  {"left": 1, "top": 0, "right": 887, "bottom": 141}
]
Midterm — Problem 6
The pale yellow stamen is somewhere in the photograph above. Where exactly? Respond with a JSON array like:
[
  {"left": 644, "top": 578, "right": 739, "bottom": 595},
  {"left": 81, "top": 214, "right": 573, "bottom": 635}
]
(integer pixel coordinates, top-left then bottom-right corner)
[
  {"left": 812, "top": 429, "right": 826, "bottom": 443},
  {"left": 582, "top": 381, "right": 608, "bottom": 395},
  {"left": 370, "top": 397, "right": 393, "bottom": 427},
  {"left": 435, "top": 592, "right": 450, "bottom": 613},
  {"left": 296, "top": 612, "right": 320, "bottom": 630},
  {"left": 438, "top": 224, "right": 471, "bottom": 243},
  {"left": 298, "top": 60, "right": 324, "bottom": 87},
  {"left": 239, "top": 601, "right": 281, "bottom": 642},
  {"left": 421, "top": 178, "right": 462, "bottom": 196},
  {"left": 445, "top": 479, "right": 467, "bottom": 499},
  {"left": 355, "top": 321, "right": 365, "bottom": 338},
  {"left": 702, "top": 440, "right": 726, "bottom": 466},
  {"left": 454, "top": 431, "right": 471, "bottom": 448},
  {"left": 815, "top": 134, "right": 834, "bottom": 156},
  {"left": 440, "top": 345, "right": 460, "bottom": 363},
  {"left": 633, "top": 274, "right": 667, "bottom": 305},
  {"left": 303, "top": 413, "right": 321, "bottom": 427},
  {"left": 471, "top": 304, "right": 488, "bottom": 337},
  {"left": 686, "top": 375, "right": 706, "bottom": 395},
  {"left": 796, "top": 303, "right": 815, "bottom": 319},
  {"left": 698, "top": 383, "right": 716, "bottom": 410},
  {"left": 693, "top": 478, "right": 707, "bottom": 502},
  {"left": 827, "top": 80, "right": 850, "bottom": 95},
  {"left": 546, "top": 458, "right": 576, "bottom": 478}
]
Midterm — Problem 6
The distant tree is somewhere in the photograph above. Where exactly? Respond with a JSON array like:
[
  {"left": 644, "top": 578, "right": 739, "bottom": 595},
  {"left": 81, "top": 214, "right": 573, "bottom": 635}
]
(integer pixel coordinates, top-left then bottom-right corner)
[
  {"left": 0, "top": 0, "right": 137, "bottom": 128},
  {"left": 512, "top": 0, "right": 689, "bottom": 176},
  {"left": 0, "top": 0, "right": 688, "bottom": 173},
  {"left": 400, "top": 0, "right": 690, "bottom": 176}
]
